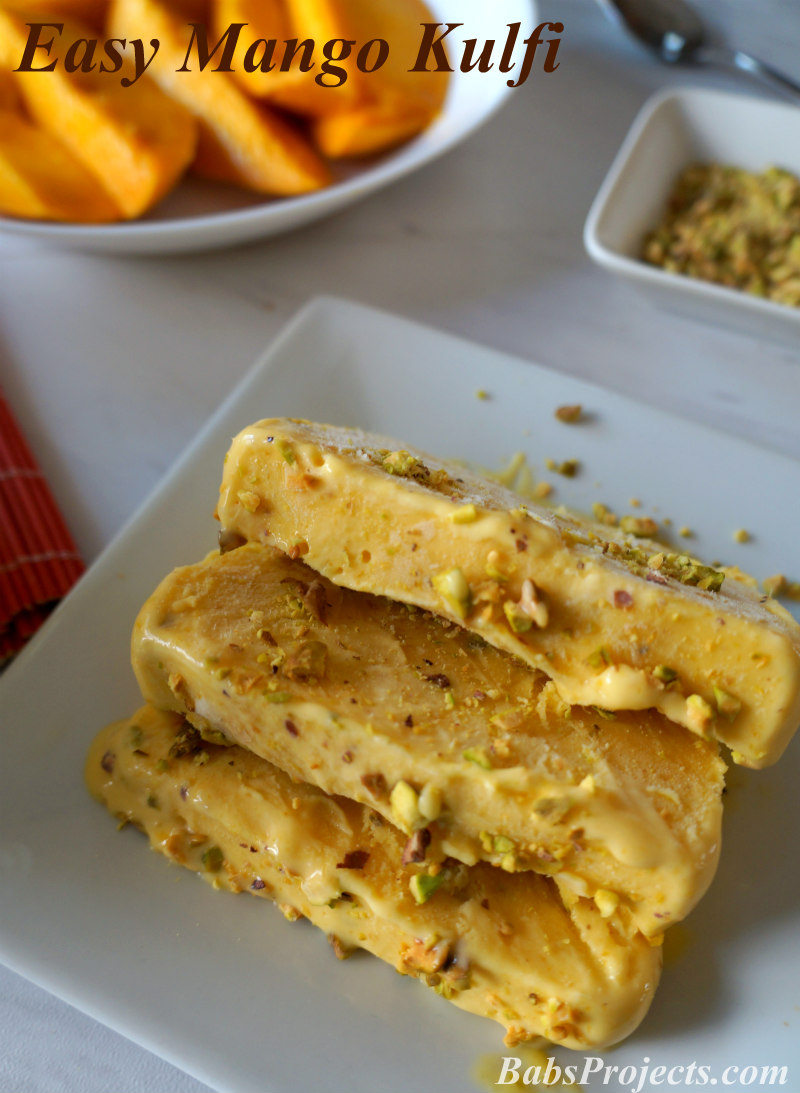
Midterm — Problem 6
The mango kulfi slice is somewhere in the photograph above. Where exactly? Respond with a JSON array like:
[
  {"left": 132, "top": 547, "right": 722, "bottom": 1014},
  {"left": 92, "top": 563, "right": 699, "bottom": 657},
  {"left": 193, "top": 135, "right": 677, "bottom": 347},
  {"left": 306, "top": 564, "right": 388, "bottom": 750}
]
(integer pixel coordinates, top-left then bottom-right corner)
[
  {"left": 132, "top": 542, "right": 725, "bottom": 937},
  {"left": 215, "top": 418, "right": 800, "bottom": 769},
  {"left": 86, "top": 705, "right": 662, "bottom": 1049}
]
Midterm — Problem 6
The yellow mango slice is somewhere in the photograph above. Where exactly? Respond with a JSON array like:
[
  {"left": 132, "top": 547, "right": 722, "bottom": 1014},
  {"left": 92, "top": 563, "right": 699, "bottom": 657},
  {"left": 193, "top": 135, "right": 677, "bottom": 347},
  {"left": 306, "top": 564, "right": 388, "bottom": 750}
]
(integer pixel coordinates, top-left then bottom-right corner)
[
  {"left": 0, "top": 11, "right": 198, "bottom": 217},
  {"left": 313, "top": 99, "right": 433, "bottom": 158},
  {"left": 287, "top": 0, "right": 449, "bottom": 154},
  {"left": 0, "top": 108, "right": 120, "bottom": 220},
  {"left": 211, "top": 0, "right": 360, "bottom": 116},
  {"left": 110, "top": 0, "right": 330, "bottom": 195}
]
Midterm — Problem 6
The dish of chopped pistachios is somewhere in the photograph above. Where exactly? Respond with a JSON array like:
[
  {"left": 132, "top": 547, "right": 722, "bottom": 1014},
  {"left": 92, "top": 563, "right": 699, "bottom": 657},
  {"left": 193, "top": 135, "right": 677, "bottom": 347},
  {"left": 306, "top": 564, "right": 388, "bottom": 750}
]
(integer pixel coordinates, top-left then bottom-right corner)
[{"left": 643, "top": 163, "right": 800, "bottom": 307}]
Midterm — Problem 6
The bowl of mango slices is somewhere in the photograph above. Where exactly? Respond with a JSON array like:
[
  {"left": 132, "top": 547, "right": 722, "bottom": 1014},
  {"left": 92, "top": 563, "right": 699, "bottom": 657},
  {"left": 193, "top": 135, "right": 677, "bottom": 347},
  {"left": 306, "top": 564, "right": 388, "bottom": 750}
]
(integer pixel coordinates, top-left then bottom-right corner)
[{"left": 0, "top": 0, "right": 467, "bottom": 244}]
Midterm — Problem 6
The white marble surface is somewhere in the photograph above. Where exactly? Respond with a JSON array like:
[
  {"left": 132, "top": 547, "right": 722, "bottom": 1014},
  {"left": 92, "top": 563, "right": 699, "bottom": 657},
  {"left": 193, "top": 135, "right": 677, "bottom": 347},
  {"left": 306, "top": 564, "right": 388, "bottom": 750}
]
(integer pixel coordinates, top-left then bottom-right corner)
[{"left": 1, "top": 1, "right": 800, "bottom": 1090}]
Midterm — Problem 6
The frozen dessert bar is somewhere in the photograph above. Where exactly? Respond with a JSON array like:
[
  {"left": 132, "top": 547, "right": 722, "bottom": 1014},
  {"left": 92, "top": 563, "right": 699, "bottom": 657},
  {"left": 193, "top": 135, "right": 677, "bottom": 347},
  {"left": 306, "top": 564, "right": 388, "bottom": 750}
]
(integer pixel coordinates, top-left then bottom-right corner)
[
  {"left": 214, "top": 418, "right": 800, "bottom": 768},
  {"left": 86, "top": 705, "right": 662, "bottom": 1049},
  {"left": 132, "top": 542, "right": 725, "bottom": 937}
]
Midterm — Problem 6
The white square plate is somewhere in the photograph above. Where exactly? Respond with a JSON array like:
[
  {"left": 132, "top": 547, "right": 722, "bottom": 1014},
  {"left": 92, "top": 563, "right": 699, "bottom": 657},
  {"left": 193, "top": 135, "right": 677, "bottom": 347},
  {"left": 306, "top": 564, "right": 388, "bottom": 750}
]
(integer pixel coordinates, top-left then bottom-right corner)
[
  {"left": 584, "top": 87, "right": 800, "bottom": 347},
  {"left": 1, "top": 298, "right": 799, "bottom": 1093},
  {"left": 0, "top": 0, "right": 533, "bottom": 255}
]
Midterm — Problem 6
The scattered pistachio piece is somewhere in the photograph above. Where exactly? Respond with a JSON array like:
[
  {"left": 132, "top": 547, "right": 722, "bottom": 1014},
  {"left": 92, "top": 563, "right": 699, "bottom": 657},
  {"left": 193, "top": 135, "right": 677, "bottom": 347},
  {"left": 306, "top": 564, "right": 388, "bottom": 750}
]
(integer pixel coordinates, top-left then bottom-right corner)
[
  {"left": 493, "top": 834, "right": 515, "bottom": 855},
  {"left": 620, "top": 515, "right": 660, "bottom": 538},
  {"left": 485, "top": 550, "right": 508, "bottom": 582},
  {"left": 733, "top": 528, "right": 751, "bottom": 544},
  {"left": 588, "top": 647, "right": 611, "bottom": 670},
  {"left": 277, "top": 440, "right": 295, "bottom": 465},
  {"left": 202, "top": 846, "right": 224, "bottom": 873},
  {"left": 554, "top": 404, "right": 583, "bottom": 424},
  {"left": 653, "top": 665, "right": 679, "bottom": 685},
  {"left": 410, "top": 871, "right": 446, "bottom": 905},
  {"left": 503, "top": 600, "right": 532, "bottom": 633},
  {"left": 418, "top": 783, "right": 443, "bottom": 822},
  {"left": 686, "top": 693, "right": 715, "bottom": 735},
  {"left": 713, "top": 686, "right": 742, "bottom": 721},
  {"left": 433, "top": 567, "right": 472, "bottom": 620},
  {"left": 236, "top": 490, "right": 260, "bottom": 514},
  {"left": 390, "top": 780, "right": 423, "bottom": 833},
  {"left": 463, "top": 746, "right": 493, "bottom": 770}
]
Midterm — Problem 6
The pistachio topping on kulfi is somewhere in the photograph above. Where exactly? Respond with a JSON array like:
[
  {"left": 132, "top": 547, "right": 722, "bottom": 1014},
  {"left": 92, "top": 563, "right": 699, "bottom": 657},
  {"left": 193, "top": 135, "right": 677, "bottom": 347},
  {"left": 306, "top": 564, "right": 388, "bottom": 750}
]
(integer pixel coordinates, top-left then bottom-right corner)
[
  {"left": 131, "top": 543, "right": 725, "bottom": 937},
  {"left": 215, "top": 418, "right": 800, "bottom": 768},
  {"left": 86, "top": 705, "right": 662, "bottom": 1049}
]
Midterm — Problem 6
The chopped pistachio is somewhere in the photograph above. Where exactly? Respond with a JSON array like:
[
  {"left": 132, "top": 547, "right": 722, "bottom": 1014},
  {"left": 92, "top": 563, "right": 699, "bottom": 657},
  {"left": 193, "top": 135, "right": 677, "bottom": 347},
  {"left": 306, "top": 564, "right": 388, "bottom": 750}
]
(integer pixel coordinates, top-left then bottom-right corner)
[
  {"left": 594, "top": 889, "right": 619, "bottom": 918},
  {"left": 493, "top": 835, "right": 515, "bottom": 855},
  {"left": 390, "top": 780, "right": 422, "bottom": 833},
  {"left": 264, "top": 691, "right": 291, "bottom": 703},
  {"left": 592, "top": 502, "right": 618, "bottom": 527},
  {"left": 277, "top": 440, "right": 295, "bottom": 465},
  {"left": 410, "top": 871, "right": 446, "bottom": 905},
  {"left": 733, "top": 528, "right": 751, "bottom": 544},
  {"left": 686, "top": 693, "right": 715, "bottom": 735},
  {"left": 547, "top": 458, "right": 579, "bottom": 477},
  {"left": 554, "top": 404, "right": 583, "bottom": 424},
  {"left": 475, "top": 388, "right": 490, "bottom": 401},
  {"left": 236, "top": 490, "right": 260, "bottom": 513},
  {"left": 463, "top": 746, "right": 493, "bottom": 770},
  {"left": 202, "top": 846, "right": 224, "bottom": 873},
  {"left": 485, "top": 550, "right": 508, "bottom": 582},
  {"left": 503, "top": 600, "right": 532, "bottom": 633},
  {"left": 433, "top": 567, "right": 472, "bottom": 619},
  {"left": 620, "top": 515, "right": 660, "bottom": 538},
  {"left": 418, "top": 783, "right": 443, "bottom": 822},
  {"left": 444, "top": 690, "right": 456, "bottom": 710},
  {"left": 713, "top": 686, "right": 742, "bottom": 721},
  {"left": 284, "top": 640, "right": 327, "bottom": 683},
  {"left": 450, "top": 503, "right": 478, "bottom": 524},
  {"left": 653, "top": 665, "right": 679, "bottom": 685},
  {"left": 588, "top": 646, "right": 611, "bottom": 670}
]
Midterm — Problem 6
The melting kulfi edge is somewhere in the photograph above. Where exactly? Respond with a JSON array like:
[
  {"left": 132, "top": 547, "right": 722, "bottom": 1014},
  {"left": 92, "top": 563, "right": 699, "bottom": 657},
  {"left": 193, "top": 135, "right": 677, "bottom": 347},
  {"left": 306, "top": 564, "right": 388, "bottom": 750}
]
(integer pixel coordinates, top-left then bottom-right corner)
[
  {"left": 131, "top": 543, "right": 725, "bottom": 939},
  {"left": 85, "top": 705, "right": 662, "bottom": 1050},
  {"left": 215, "top": 419, "right": 800, "bottom": 768}
]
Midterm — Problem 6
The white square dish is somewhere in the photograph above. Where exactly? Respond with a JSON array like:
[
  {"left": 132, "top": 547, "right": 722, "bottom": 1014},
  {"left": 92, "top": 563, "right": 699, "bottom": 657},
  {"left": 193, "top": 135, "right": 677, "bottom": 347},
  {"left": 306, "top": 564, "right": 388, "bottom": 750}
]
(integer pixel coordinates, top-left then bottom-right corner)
[
  {"left": 583, "top": 86, "right": 800, "bottom": 346},
  {"left": 1, "top": 298, "right": 799, "bottom": 1092}
]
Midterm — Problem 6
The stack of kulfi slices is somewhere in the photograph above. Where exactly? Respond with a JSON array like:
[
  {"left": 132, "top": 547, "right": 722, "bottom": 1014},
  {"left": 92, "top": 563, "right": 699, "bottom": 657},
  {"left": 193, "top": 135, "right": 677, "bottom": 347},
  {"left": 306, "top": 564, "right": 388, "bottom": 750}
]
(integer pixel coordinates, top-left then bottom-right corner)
[{"left": 86, "top": 418, "right": 800, "bottom": 1050}]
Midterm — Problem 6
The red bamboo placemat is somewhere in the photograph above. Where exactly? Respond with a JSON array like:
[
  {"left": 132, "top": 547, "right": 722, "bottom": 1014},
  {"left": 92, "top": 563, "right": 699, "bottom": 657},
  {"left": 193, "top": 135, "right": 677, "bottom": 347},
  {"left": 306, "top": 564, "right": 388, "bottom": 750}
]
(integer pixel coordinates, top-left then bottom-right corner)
[{"left": 0, "top": 389, "right": 85, "bottom": 664}]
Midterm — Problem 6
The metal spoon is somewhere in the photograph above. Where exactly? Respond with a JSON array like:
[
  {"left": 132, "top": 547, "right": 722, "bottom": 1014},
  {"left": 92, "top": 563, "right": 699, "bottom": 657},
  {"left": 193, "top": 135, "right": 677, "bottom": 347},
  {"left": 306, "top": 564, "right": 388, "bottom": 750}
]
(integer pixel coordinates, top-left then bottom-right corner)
[{"left": 597, "top": 0, "right": 800, "bottom": 102}]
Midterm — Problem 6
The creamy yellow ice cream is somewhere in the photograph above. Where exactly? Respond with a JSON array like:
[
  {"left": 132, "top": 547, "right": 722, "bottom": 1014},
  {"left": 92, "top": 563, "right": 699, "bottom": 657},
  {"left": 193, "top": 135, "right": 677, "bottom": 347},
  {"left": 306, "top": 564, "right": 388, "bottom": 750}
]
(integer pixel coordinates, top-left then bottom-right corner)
[
  {"left": 86, "top": 705, "right": 662, "bottom": 1049},
  {"left": 131, "top": 542, "right": 725, "bottom": 937},
  {"left": 215, "top": 418, "right": 800, "bottom": 768}
]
